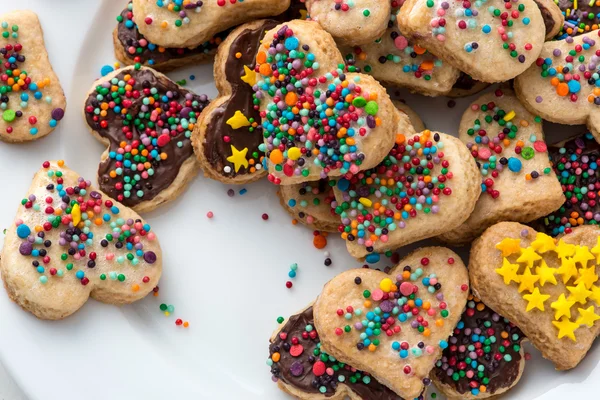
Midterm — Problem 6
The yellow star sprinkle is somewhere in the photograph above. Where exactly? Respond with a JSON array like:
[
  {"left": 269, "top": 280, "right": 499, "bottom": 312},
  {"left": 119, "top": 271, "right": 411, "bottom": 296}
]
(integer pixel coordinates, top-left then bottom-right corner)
[
  {"left": 591, "top": 236, "right": 600, "bottom": 263},
  {"left": 226, "top": 145, "right": 249, "bottom": 172},
  {"left": 518, "top": 266, "right": 540, "bottom": 293},
  {"left": 567, "top": 281, "right": 593, "bottom": 305},
  {"left": 550, "top": 293, "right": 575, "bottom": 320},
  {"left": 516, "top": 246, "right": 542, "bottom": 269},
  {"left": 495, "top": 258, "right": 521, "bottom": 285},
  {"left": 495, "top": 238, "right": 522, "bottom": 257},
  {"left": 552, "top": 317, "right": 580, "bottom": 341},
  {"left": 589, "top": 285, "right": 600, "bottom": 305},
  {"left": 574, "top": 265, "right": 598, "bottom": 289},
  {"left": 240, "top": 65, "right": 257, "bottom": 86},
  {"left": 535, "top": 260, "right": 558, "bottom": 286},
  {"left": 572, "top": 245, "right": 595, "bottom": 269},
  {"left": 226, "top": 110, "right": 251, "bottom": 129},
  {"left": 555, "top": 239, "right": 576, "bottom": 260},
  {"left": 530, "top": 232, "right": 556, "bottom": 253},
  {"left": 522, "top": 287, "right": 550, "bottom": 312},
  {"left": 556, "top": 258, "right": 579, "bottom": 284},
  {"left": 575, "top": 306, "right": 600, "bottom": 327}
]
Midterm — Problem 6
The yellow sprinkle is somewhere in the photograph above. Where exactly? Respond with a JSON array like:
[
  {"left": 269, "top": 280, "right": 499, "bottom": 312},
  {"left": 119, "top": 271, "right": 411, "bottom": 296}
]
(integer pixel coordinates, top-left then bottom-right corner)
[
  {"left": 226, "top": 110, "right": 251, "bottom": 129},
  {"left": 359, "top": 197, "right": 372, "bottom": 207},
  {"left": 504, "top": 111, "right": 515, "bottom": 121},
  {"left": 71, "top": 204, "right": 81, "bottom": 227},
  {"left": 288, "top": 147, "right": 301, "bottom": 161},
  {"left": 380, "top": 278, "right": 394, "bottom": 293}
]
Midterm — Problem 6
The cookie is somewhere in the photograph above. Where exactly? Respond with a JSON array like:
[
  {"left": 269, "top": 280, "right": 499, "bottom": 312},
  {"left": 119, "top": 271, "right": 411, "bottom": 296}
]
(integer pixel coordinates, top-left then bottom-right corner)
[
  {"left": 132, "top": 0, "right": 292, "bottom": 49},
  {"left": 469, "top": 222, "right": 600, "bottom": 370},
  {"left": 313, "top": 247, "right": 470, "bottom": 399},
  {"left": 446, "top": 73, "right": 489, "bottom": 98},
  {"left": 113, "top": 1, "right": 227, "bottom": 71},
  {"left": 536, "top": 132, "right": 600, "bottom": 237},
  {"left": 254, "top": 20, "right": 399, "bottom": 185},
  {"left": 0, "top": 161, "right": 162, "bottom": 320},
  {"left": 555, "top": 0, "right": 600, "bottom": 38},
  {"left": 305, "top": 0, "right": 391, "bottom": 46},
  {"left": 533, "top": 0, "right": 564, "bottom": 39},
  {"left": 431, "top": 294, "right": 526, "bottom": 399},
  {"left": 438, "top": 89, "right": 564, "bottom": 246},
  {"left": 83, "top": 66, "right": 210, "bottom": 213},
  {"left": 514, "top": 30, "right": 600, "bottom": 143},
  {"left": 398, "top": 0, "right": 546, "bottom": 83},
  {"left": 193, "top": 20, "right": 277, "bottom": 185},
  {"left": 394, "top": 101, "right": 425, "bottom": 133},
  {"left": 267, "top": 304, "right": 405, "bottom": 399},
  {"left": 340, "top": 1, "right": 460, "bottom": 97},
  {"left": 333, "top": 130, "right": 481, "bottom": 261},
  {"left": 0, "top": 10, "right": 66, "bottom": 143},
  {"left": 277, "top": 179, "right": 340, "bottom": 232}
]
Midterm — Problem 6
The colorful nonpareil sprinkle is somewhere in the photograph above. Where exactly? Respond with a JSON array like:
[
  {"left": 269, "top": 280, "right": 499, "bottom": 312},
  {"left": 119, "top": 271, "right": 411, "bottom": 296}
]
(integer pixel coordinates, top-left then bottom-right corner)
[
  {"left": 426, "top": 0, "right": 535, "bottom": 60},
  {"left": 465, "top": 90, "right": 550, "bottom": 199},
  {"left": 344, "top": 0, "right": 445, "bottom": 81},
  {"left": 557, "top": 0, "right": 600, "bottom": 38},
  {"left": 267, "top": 306, "right": 413, "bottom": 398},
  {"left": 0, "top": 21, "right": 64, "bottom": 136},
  {"left": 533, "top": 31, "right": 600, "bottom": 104},
  {"left": 83, "top": 67, "right": 210, "bottom": 207},
  {"left": 16, "top": 161, "right": 159, "bottom": 288},
  {"left": 334, "top": 130, "right": 452, "bottom": 253},
  {"left": 286, "top": 179, "right": 338, "bottom": 226},
  {"left": 539, "top": 132, "right": 600, "bottom": 236},
  {"left": 254, "top": 25, "right": 383, "bottom": 183},
  {"left": 433, "top": 295, "right": 525, "bottom": 397},
  {"left": 116, "top": 2, "right": 226, "bottom": 67},
  {"left": 495, "top": 233, "right": 600, "bottom": 341}
]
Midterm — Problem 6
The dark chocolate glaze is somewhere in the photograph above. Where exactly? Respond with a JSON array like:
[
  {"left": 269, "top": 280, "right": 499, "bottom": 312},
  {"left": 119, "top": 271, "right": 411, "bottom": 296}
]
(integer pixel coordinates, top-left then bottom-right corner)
[
  {"left": 537, "top": 132, "right": 600, "bottom": 236},
  {"left": 84, "top": 68, "right": 210, "bottom": 207},
  {"left": 433, "top": 301, "right": 524, "bottom": 395},
  {"left": 452, "top": 73, "right": 478, "bottom": 91},
  {"left": 204, "top": 21, "right": 279, "bottom": 177},
  {"left": 116, "top": 3, "right": 226, "bottom": 66},
  {"left": 269, "top": 307, "right": 403, "bottom": 399},
  {"left": 558, "top": 0, "right": 600, "bottom": 36},
  {"left": 534, "top": 0, "right": 556, "bottom": 36}
]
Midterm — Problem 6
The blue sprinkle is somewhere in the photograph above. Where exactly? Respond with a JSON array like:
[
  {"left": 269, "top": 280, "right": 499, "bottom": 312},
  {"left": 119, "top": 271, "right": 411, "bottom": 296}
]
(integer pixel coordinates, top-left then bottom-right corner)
[
  {"left": 76, "top": 271, "right": 85, "bottom": 279},
  {"left": 568, "top": 80, "right": 581, "bottom": 94},
  {"left": 365, "top": 253, "right": 381, "bottom": 264},
  {"left": 16, "top": 224, "right": 31, "bottom": 239},
  {"left": 507, "top": 157, "right": 522, "bottom": 173},
  {"left": 337, "top": 178, "right": 350, "bottom": 191},
  {"left": 239, "top": 188, "right": 247, "bottom": 195},
  {"left": 285, "top": 37, "right": 299, "bottom": 50},
  {"left": 101, "top": 65, "right": 114, "bottom": 77},
  {"left": 189, "top": 75, "right": 196, "bottom": 81}
]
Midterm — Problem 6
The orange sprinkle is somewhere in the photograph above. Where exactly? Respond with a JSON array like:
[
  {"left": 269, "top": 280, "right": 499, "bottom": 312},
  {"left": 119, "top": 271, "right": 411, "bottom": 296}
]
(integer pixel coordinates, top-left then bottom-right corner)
[{"left": 313, "top": 234, "right": 328, "bottom": 249}]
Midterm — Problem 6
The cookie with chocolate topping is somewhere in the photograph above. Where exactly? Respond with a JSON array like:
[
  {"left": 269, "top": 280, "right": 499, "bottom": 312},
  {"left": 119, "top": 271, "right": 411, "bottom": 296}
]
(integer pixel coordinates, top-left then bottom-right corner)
[
  {"left": 83, "top": 66, "right": 210, "bottom": 213},
  {"left": 431, "top": 295, "right": 526, "bottom": 399}
]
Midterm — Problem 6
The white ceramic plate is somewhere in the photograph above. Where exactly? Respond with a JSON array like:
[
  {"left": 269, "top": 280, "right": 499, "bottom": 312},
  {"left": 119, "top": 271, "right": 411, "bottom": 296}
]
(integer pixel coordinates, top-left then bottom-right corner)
[{"left": 0, "top": 1, "right": 599, "bottom": 399}]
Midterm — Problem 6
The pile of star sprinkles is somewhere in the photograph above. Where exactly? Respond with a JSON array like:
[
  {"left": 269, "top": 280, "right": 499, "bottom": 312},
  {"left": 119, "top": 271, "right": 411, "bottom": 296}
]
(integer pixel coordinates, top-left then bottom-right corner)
[
  {"left": 15, "top": 161, "right": 158, "bottom": 289},
  {"left": 495, "top": 231, "right": 600, "bottom": 341},
  {"left": 253, "top": 25, "right": 382, "bottom": 183},
  {"left": 330, "top": 257, "right": 468, "bottom": 377},
  {"left": 0, "top": 20, "right": 64, "bottom": 137},
  {"left": 465, "top": 90, "right": 551, "bottom": 199},
  {"left": 534, "top": 31, "right": 600, "bottom": 104},
  {"left": 334, "top": 130, "right": 452, "bottom": 256}
]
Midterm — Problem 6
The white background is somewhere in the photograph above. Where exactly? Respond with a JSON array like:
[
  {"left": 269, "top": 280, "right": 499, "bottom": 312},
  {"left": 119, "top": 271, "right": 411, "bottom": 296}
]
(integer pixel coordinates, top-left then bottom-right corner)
[{"left": 0, "top": 1, "right": 599, "bottom": 399}]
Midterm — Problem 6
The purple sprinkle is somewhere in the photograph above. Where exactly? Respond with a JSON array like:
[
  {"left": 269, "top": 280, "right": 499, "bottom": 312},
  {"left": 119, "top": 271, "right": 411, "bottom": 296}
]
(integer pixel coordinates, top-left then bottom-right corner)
[
  {"left": 144, "top": 251, "right": 157, "bottom": 264},
  {"left": 90, "top": 191, "right": 102, "bottom": 199},
  {"left": 535, "top": 96, "right": 543, "bottom": 103},
  {"left": 51, "top": 108, "right": 65, "bottom": 121},
  {"left": 380, "top": 300, "right": 394, "bottom": 312},
  {"left": 19, "top": 242, "right": 33, "bottom": 256},
  {"left": 289, "top": 361, "right": 304, "bottom": 377},
  {"left": 180, "top": 107, "right": 193, "bottom": 118},
  {"left": 520, "top": 229, "right": 529, "bottom": 237},
  {"left": 367, "top": 115, "right": 376, "bottom": 129}
]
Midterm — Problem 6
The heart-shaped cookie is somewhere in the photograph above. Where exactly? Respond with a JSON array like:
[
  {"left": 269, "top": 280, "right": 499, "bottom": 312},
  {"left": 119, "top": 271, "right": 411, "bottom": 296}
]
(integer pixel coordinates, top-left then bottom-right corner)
[
  {"left": 132, "top": 0, "right": 292, "bottom": 49},
  {"left": 431, "top": 294, "right": 527, "bottom": 399},
  {"left": 253, "top": 20, "right": 398, "bottom": 185},
  {"left": 267, "top": 304, "right": 405, "bottom": 399},
  {"left": 333, "top": 130, "right": 481, "bottom": 260},
  {"left": 398, "top": 0, "right": 546, "bottom": 83},
  {"left": 535, "top": 132, "right": 600, "bottom": 237},
  {"left": 469, "top": 221, "right": 600, "bottom": 370},
  {"left": 83, "top": 66, "right": 210, "bottom": 213},
  {"left": 438, "top": 89, "right": 564, "bottom": 245},
  {"left": 313, "top": 247, "right": 470, "bottom": 399},
  {"left": 514, "top": 30, "right": 600, "bottom": 143},
  {"left": 306, "top": 0, "right": 391, "bottom": 46},
  {"left": 0, "top": 10, "right": 66, "bottom": 143},
  {"left": 0, "top": 161, "right": 162, "bottom": 320}
]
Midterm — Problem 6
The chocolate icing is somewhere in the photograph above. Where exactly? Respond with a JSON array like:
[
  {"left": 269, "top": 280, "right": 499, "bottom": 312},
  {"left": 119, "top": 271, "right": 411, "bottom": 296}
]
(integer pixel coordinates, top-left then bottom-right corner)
[
  {"left": 558, "top": 0, "right": 600, "bottom": 36},
  {"left": 204, "top": 21, "right": 279, "bottom": 177},
  {"left": 534, "top": 0, "right": 556, "bottom": 35},
  {"left": 538, "top": 132, "right": 600, "bottom": 236},
  {"left": 452, "top": 73, "right": 478, "bottom": 91},
  {"left": 116, "top": 3, "right": 225, "bottom": 66},
  {"left": 433, "top": 300, "right": 524, "bottom": 395},
  {"left": 84, "top": 68, "right": 210, "bottom": 207},
  {"left": 269, "top": 307, "right": 403, "bottom": 399}
]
